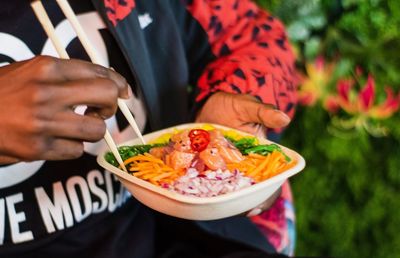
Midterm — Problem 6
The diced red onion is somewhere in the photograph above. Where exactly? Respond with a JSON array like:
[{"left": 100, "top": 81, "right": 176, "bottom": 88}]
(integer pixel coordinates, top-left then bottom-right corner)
[{"left": 170, "top": 168, "right": 254, "bottom": 197}]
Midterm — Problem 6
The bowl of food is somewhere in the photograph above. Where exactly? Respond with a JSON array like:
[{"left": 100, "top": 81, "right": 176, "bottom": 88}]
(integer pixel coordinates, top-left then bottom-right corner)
[{"left": 97, "top": 123, "right": 305, "bottom": 220}]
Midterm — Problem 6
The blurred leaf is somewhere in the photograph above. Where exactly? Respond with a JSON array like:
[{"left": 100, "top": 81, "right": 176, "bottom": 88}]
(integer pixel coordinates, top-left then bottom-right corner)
[
  {"left": 287, "top": 21, "right": 310, "bottom": 41},
  {"left": 332, "top": 58, "right": 354, "bottom": 79},
  {"left": 304, "top": 37, "right": 321, "bottom": 59},
  {"left": 302, "top": 14, "right": 327, "bottom": 29},
  {"left": 342, "top": 0, "right": 361, "bottom": 8}
]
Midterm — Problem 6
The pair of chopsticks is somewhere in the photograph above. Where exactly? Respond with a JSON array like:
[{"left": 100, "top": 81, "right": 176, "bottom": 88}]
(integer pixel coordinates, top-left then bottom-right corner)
[{"left": 30, "top": 0, "right": 146, "bottom": 172}]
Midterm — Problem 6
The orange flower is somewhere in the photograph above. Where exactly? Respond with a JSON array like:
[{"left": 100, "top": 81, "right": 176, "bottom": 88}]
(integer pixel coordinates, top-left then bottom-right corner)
[
  {"left": 358, "top": 75, "right": 375, "bottom": 112},
  {"left": 299, "top": 56, "right": 335, "bottom": 106},
  {"left": 336, "top": 79, "right": 357, "bottom": 113},
  {"left": 369, "top": 87, "right": 400, "bottom": 119},
  {"left": 324, "top": 95, "right": 340, "bottom": 113},
  {"left": 325, "top": 74, "right": 399, "bottom": 120}
]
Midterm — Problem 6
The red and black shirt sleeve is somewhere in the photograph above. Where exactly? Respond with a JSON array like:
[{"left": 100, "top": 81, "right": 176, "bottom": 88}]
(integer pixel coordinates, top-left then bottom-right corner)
[
  {"left": 183, "top": 0, "right": 298, "bottom": 119},
  {"left": 98, "top": 0, "right": 297, "bottom": 130}
]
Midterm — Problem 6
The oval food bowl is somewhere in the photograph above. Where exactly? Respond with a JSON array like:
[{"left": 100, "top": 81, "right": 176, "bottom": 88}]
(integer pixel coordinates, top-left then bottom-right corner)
[{"left": 97, "top": 123, "right": 305, "bottom": 220}]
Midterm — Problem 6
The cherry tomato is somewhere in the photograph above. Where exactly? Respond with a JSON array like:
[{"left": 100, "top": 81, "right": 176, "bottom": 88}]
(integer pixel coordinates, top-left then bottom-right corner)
[{"left": 189, "top": 129, "right": 210, "bottom": 152}]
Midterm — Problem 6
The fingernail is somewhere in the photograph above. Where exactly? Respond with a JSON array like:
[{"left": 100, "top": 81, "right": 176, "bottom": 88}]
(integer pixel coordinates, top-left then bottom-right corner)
[
  {"left": 247, "top": 208, "right": 263, "bottom": 217},
  {"left": 122, "top": 85, "right": 132, "bottom": 99},
  {"left": 274, "top": 110, "right": 291, "bottom": 125}
]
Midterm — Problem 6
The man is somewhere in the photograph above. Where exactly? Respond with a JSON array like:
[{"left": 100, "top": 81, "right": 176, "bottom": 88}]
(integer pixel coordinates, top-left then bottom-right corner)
[{"left": 0, "top": 0, "right": 297, "bottom": 257}]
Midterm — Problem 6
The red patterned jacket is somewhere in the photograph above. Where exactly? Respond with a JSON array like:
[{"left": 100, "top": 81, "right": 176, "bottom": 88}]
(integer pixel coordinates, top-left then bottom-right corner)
[{"left": 94, "top": 0, "right": 297, "bottom": 131}]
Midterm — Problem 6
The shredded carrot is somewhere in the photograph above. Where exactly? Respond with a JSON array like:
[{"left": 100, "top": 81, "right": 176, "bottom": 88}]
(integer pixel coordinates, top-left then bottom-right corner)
[
  {"left": 124, "top": 153, "right": 184, "bottom": 184},
  {"left": 124, "top": 154, "right": 164, "bottom": 166},
  {"left": 227, "top": 150, "right": 297, "bottom": 183},
  {"left": 247, "top": 152, "right": 272, "bottom": 177},
  {"left": 248, "top": 153, "right": 266, "bottom": 159}
]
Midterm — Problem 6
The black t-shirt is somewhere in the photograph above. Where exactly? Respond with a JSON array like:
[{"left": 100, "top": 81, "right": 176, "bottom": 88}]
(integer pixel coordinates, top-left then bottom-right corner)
[{"left": 0, "top": 1, "right": 153, "bottom": 257}]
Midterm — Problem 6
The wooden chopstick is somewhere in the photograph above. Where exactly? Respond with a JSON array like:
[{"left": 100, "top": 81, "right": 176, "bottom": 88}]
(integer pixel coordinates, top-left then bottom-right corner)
[
  {"left": 31, "top": 0, "right": 128, "bottom": 172},
  {"left": 55, "top": 0, "right": 146, "bottom": 145}
]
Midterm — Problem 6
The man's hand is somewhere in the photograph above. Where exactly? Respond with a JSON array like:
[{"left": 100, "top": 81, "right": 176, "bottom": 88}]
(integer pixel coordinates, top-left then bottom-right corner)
[
  {"left": 196, "top": 92, "right": 291, "bottom": 135},
  {"left": 0, "top": 56, "right": 129, "bottom": 163},
  {"left": 196, "top": 92, "right": 290, "bottom": 216}
]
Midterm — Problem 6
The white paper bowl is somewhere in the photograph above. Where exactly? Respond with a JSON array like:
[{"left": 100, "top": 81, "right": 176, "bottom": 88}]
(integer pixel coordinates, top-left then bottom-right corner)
[{"left": 97, "top": 123, "right": 305, "bottom": 220}]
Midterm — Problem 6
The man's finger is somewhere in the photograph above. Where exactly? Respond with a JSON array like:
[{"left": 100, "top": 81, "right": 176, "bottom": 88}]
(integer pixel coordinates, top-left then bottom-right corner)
[
  {"left": 46, "top": 112, "right": 106, "bottom": 142},
  {"left": 0, "top": 155, "right": 20, "bottom": 164},
  {"left": 58, "top": 58, "right": 129, "bottom": 99},
  {"left": 246, "top": 187, "right": 282, "bottom": 217},
  {"left": 238, "top": 97, "right": 291, "bottom": 128},
  {"left": 33, "top": 56, "right": 129, "bottom": 99},
  {"left": 52, "top": 78, "right": 119, "bottom": 118},
  {"left": 258, "top": 108, "right": 291, "bottom": 128},
  {"left": 42, "top": 138, "right": 85, "bottom": 160}
]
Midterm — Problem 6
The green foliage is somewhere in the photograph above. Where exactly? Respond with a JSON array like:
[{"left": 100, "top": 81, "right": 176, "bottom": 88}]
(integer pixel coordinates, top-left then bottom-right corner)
[
  {"left": 255, "top": 0, "right": 400, "bottom": 257},
  {"left": 257, "top": 0, "right": 400, "bottom": 87},
  {"left": 281, "top": 107, "right": 400, "bottom": 258},
  {"left": 332, "top": 0, "right": 400, "bottom": 87}
]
